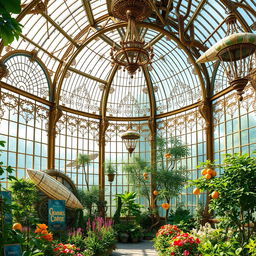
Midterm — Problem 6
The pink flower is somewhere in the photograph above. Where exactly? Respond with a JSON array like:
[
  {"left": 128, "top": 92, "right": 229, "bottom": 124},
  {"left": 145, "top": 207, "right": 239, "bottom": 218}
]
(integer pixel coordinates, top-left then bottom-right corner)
[{"left": 183, "top": 250, "right": 190, "bottom": 256}]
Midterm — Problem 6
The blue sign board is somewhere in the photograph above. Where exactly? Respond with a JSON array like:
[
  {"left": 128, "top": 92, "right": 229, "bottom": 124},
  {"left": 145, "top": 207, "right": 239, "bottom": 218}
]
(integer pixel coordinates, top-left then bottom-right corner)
[
  {"left": 4, "top": 244, "right": 22, "bottom": 256},
  {"left": 1, "top": 191, "right": 12, "bottom": 224},
  {"left": 48, "top": 200, "right": 66, "bottom": 231}
]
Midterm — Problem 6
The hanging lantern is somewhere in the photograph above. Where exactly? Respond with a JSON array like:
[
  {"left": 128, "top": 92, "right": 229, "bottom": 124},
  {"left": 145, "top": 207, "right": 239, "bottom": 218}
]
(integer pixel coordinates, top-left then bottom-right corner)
[
  {"left": 110, "top": 0, "right": 154, "bottom": 78},
  {"left": 121, "top": 126, "right": 140, "bottom": 155},
  {"left": 197, "top": 14, "right": 256, "bottom": 101}
]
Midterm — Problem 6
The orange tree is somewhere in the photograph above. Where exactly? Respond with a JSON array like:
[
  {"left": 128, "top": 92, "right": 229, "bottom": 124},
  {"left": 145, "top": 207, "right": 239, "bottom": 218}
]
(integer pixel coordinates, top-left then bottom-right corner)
[
  {"left": 190, "top": 153, "right": 256, "bottom": 248},
  {"left": 154, "top": 136, "right": 189, "bottom": 220}
]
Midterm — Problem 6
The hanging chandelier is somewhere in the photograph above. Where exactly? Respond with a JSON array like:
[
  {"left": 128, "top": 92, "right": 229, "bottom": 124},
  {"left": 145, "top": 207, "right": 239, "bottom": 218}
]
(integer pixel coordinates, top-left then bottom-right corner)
[
  {"left": 121, "top": 125, "right": 140, "bottom": 156},
  {"left": 110, "top": 0, "right": 154, "bottom": 78},
  {"left": 197, "top": 13, "right": 256, "bottom": 101}
]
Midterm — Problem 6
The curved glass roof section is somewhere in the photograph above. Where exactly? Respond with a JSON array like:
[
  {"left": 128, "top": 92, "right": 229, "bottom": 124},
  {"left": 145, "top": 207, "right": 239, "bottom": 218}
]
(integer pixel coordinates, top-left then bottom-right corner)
[
  {"left": 2, "top": 0, "right": 255, "bottom": 117},
  {"left": 2, "top": 54, "right": 50, "bottom": 100},
  {"left": 107, "top": 69, "right": 150, "bottom": 117}
]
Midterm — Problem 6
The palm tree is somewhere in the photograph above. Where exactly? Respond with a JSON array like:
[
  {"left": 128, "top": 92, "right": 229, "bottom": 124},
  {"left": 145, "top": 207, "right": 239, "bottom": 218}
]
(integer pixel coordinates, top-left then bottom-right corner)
[{"left": 66, "top": 153, "right": 98, "bottom": 191}]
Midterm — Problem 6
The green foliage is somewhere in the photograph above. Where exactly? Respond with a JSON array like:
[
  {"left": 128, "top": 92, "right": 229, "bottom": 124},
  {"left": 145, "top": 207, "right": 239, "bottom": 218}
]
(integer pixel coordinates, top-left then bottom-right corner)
[
  {"left": 0, "top": 140, "right": 17, "bottom": 248},
  {"left": 123, "top": 156, "right": 151, "bottom": 205},
  {"left": 155, "top": 168, "right": 187, "bottom": 201},
  {"left": 189, "top": 153, "right": 256, "bottom": 246},
  {"left": 77, "top": 186, "right": 99, "bottom": 216},
  {"left": 0, "top": 0, "right": 22, "bottom": 45},
  {"left": 113, "top": 196, "right": 122, "bottom": 224},
  {"left": 129, "top": 223, "right": 143, "bottom": 239},
  {"left": 77, "top": 153, "right": 90, "bottom": 166},
  {"left": 154, "top": 136, "right": 189, "bottom": 219},
  {"left": 76, "top": 153, "right": 91, "bottom": 191},
  {"left": 67, "top": 228, "right": 86, "bottom": 251},
  {"left": 100, "top": 226, "right": 117, "bottom": 249},
  {"left": 193, "top": 203, "right": 205, "bottom": 229},
  {"left": 168, "top": 206, "right": 195, "bottom": 232},
  {"left": 137, "top": 210, "right": 155, "bottom": 231},
  {"left": 156, "top": 136, "right": 189, "bottom": 166},
  {"left": 114, "top": 222, "right": 143, "bottom": 241},
  {"left": 0, "top": 140, "right": 16, "bottom": 188},
  {"left": 10, "top": 178, "right": 39, "bottom": 225},
  {"left": 198, "top": 237, "right": 243, "bottom": 256},
  {"left": 104, "top": 161, "right": 116, "bottom": 174},
  {"left": 245, "top": 237, "right": 256, "bottom": 256},
  {"left": 84, "top": 231, "right": 105, "bottom": 255},
  {"left": 84, "top": 227, "right": 116, "bottom": 256},
  {"left": 154, "top": 234, "right": 173, "bottom": 256},
  {"left": 115, "top": 191, "right": 142, "bottom": 219}
]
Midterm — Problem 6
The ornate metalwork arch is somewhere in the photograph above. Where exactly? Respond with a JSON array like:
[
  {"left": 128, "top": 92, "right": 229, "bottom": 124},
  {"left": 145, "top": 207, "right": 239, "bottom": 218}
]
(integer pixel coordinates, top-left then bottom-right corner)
[{"left": 1, "top": 50, "right": 53, "bottom": 101}]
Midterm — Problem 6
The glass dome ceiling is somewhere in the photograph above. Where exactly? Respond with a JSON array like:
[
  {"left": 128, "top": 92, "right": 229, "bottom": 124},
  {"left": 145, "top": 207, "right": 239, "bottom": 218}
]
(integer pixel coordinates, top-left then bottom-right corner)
[{"left": 1, "top": 0, "right": 255, "bottom": 119}]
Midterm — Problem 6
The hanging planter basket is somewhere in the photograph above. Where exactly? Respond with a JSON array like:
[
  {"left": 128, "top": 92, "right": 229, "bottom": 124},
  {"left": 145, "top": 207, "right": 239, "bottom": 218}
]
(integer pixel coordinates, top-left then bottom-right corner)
[{"left": 107, "top": 173, "right": 115, "bottom": 182}]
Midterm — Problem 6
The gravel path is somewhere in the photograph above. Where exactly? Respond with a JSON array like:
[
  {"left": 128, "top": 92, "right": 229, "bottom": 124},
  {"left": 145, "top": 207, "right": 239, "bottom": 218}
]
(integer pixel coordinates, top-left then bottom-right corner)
[{"left": 112, "top": 240, "right": 157, "bottom": 256}]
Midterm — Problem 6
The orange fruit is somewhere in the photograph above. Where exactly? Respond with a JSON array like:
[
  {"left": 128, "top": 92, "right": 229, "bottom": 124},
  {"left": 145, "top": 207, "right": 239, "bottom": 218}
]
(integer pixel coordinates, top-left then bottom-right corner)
[
  {"left": 164, "top": 153, "right": 171, "bottom": 159},
  {"left": 201, "top": 168, "right": 207, "bottom": 175},
  {"left": 205, "top": 173, "right": 212, "bottom": 179},
  {"left": 211, "top": 191, "right": 219, "bottom": 199},
  {"left": 206, "top": 168, "right": 213, "bottom": 175},
  {"left": 161, "top": 203, "right": 170, "bottom": 210},
  {"left": 12, "top": 223, "right": 22, "bottom": 231},
  {"left": 153, "top": 190, "right": 158, "bottom": 196},
  {"left": 211, "top": 170, "right": 217, "bottom": 177},
  {"left": 193, "top": 188, "right": 200, "bottom": 195},
  {"left": 143, "top": 172, "right": 148, "bottom": 177}
]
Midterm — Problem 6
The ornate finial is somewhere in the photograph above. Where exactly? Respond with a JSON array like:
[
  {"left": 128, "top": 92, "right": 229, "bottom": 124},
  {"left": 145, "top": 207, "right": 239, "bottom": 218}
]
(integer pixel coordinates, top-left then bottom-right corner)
[
  {"left": 30, "top": 50, "right": 38, "bottom": 62},
  {"left": 198, "top": 100, "right": 211, "bottom": 128}
]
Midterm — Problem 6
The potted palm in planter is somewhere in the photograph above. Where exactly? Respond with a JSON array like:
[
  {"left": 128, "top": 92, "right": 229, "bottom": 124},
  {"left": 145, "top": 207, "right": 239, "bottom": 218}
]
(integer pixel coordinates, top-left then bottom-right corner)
[{"left": 105, "top": 162, "right": 116, "bottom": 182}]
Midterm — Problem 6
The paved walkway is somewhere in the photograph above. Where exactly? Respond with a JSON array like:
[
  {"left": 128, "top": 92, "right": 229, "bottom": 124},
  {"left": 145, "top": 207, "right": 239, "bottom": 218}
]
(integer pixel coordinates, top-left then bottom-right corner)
[{"left": 112, "top": 241, "right": 157, "bottom": 256}]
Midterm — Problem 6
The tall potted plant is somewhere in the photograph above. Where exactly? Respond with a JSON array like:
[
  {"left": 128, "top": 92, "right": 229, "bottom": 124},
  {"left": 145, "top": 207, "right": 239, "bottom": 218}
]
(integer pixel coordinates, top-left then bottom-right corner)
[
  {"left": 154, "top": 136, "right": 189, "bottom": 220},
  {"left": 105, "top": 162, "right": 116, "bottom": 182}
]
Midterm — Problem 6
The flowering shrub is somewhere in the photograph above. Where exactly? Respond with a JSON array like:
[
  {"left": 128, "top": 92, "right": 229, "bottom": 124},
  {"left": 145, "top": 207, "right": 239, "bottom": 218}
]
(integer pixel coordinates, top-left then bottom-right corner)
[
  {"left": 191, "top": 223, "right": 231, "bottom": 246},
  {"left": 154, "top": 225, "right": 181, "bottom": 255},
  {"left": 84, "top": 217, "right": 116, "bottom": 256},
  {"left": 35, "top": 223, "right": 53, "bottom": 242},
  {"left": 156, "top": 225, "right": 181, "bottom": 238},
  {"left": 67, "top": 227, "right": 85, "bottom": 251},
  {"left": 53, "top": 243, "right": 83, "bottom": 256},
  {"left": 167, "top": 233, "right": 200, "bottom": 256},
  {"left": 86, "top": 217, "right": 113, "bottom": 232}
]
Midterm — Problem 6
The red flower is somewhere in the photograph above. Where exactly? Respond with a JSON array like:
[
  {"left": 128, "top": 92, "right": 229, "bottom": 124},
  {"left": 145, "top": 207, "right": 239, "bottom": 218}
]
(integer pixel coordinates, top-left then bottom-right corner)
[{"left": 183, "top": 250, "right": 190, "bottom": 256}]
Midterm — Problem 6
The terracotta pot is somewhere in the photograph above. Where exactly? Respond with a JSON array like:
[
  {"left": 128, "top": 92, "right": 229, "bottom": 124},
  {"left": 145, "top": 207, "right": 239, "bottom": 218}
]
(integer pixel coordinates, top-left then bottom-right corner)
[{"left": 107, "top": 173, "right": 115, "bottom": 182}]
